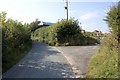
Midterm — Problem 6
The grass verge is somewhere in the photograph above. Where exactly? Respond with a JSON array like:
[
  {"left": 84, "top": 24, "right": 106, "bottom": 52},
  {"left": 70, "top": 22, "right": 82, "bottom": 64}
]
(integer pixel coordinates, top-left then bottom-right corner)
[
  {"left": 85, "top": 34, "right": 118, "bottom": 78},
  {"left": 2, "top": 41, "right": 32, "bottom": 73}
]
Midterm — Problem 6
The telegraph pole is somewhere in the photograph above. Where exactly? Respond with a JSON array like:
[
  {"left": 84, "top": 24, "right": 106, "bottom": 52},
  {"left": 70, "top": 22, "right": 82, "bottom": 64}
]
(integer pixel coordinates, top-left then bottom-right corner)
[{"left": 64, "top": 0, "right": 68, "bottom": 20}]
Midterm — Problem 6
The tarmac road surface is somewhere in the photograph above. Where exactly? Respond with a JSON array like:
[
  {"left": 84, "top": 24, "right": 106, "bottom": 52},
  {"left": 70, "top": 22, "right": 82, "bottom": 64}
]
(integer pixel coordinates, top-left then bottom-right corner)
[
  {"left": 3, "top": 41, "right": 74, "bottom": 78},
  {"left": 2, "top": 41, "right": 98, "bottom": 78}
]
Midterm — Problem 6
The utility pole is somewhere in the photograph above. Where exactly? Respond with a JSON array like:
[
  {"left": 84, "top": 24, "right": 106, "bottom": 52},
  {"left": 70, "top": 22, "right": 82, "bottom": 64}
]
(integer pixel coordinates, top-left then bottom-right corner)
[{"left": 64, "top": 0, "right": 68, "bottom": 20}]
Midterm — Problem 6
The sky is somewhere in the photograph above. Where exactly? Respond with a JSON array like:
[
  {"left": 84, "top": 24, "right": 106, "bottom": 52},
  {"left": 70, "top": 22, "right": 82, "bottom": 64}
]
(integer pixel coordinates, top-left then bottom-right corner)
[{"left": 0, "top": 0, "right": 119, "bottom": 33}]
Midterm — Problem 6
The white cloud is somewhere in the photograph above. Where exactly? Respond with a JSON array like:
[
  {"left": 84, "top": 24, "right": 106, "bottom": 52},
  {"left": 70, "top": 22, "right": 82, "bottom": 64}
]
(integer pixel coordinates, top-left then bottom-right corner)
[{"left": 79, "top": 12, "right": 97, "bottom": 20}]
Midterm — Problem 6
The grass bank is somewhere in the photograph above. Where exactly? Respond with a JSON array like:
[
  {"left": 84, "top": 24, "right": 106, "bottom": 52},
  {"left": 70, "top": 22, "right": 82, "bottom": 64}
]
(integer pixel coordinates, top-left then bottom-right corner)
[
  {"left": 2, "top": 41, "right": 32, "bottom": 73},
  {"left": 86, "top": 34, "right": 118, "bottom": 78}
]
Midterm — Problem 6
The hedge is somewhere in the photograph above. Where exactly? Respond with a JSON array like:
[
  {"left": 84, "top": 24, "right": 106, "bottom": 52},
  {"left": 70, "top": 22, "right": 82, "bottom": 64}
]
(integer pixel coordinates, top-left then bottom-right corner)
[
  {"left": 1, "top": 12, "right": 32, "bottom": 73},
  {"left": 32, "top": 18, "right": 99, "bottom": 46}
]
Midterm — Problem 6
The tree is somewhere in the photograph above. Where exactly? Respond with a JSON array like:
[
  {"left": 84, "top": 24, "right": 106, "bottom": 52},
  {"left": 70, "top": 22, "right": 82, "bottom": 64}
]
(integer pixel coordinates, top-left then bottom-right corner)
[
  {"left": 30, "top": 19, "right": 42, "bottom": 32},
  {"left": 0, "top": 12, "right": 6, "bottom": 27}
]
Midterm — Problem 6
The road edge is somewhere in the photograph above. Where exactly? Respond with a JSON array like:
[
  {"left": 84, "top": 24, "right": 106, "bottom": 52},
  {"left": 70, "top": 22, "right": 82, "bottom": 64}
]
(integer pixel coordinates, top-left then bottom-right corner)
[{"left": 53, "top": 47, "right": 84, "bottom": 78}]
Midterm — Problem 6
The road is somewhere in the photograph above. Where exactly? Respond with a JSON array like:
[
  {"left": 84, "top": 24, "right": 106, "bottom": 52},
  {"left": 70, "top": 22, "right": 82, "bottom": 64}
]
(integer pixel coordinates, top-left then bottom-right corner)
[
  {"left": 2, "top": 41, "right": 98, "bottom": 78},
  {"left": 3, "top": 41, "right": 74, "bottom": 78},
  {"left": 55, "top": 46, "right": 98, "bottom": 78}
]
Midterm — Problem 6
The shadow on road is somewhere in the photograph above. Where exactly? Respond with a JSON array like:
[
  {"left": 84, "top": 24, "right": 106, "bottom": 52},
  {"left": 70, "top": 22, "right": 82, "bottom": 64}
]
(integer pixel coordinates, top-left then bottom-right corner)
[{"left": 2, "top": 41, "right": 74, "bottom": 78}]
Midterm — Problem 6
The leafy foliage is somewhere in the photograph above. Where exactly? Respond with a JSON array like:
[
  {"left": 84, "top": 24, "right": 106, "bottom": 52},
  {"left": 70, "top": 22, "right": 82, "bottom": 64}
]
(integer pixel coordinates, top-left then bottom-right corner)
[
  {"left": 31, "top": 25, "right": 56, "bottom": 45},
  {"left": 32, "top": 18, "right": 99, "bottom": 46},
  {"left": 52, "top": 18, "right": 83, "bottom": 46},
  {"left": 86, "top": 2, "right": 119, "bottom": 78},
  {"left": 1, "top": 12, "right": 32, "bottom": 73},
  {"left": 83, "top": 30, "right": 104, "bottom": 44},
  {"left": 30, "top": 19, "right": 42, "bottom": 32},
  {"left": 105, "top": 2, "right": 120, "bottom": 43}
]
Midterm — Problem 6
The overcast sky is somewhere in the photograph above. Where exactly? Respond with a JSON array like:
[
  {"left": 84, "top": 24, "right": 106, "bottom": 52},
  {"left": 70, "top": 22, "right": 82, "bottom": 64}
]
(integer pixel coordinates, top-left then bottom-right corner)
[{"left": 0, "top": 0, "right": 119, "bottom": 33}]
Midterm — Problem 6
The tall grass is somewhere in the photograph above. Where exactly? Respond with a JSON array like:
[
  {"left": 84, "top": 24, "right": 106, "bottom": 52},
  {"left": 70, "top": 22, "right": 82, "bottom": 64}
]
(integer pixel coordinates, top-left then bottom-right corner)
[{"left": 86, "top": 34, "right": 118, "bottom": 78}]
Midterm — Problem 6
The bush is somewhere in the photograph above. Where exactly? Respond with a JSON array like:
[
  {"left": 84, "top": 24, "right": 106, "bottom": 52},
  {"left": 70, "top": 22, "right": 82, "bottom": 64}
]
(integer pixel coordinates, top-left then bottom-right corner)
[
  {"left": 84, "top": 36, "right": 99, "bottom": 45},
  {"left": 1, "top": 12, "right": 32, "bottom": 73},
  {"left": 32, "top": 18, "right": 99, "bottom": 46},
  {"left": 83, "top": 31, "right": 104, "bottom": 44},
  {"left": 53, "top": 18, "right": 84, "bottom": 46},
  {"left": 105, "top": 2, "right": 120, "bottom": 44},
  {"left": 32, "top": 18, "right": 85, "bottom": 46}
]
